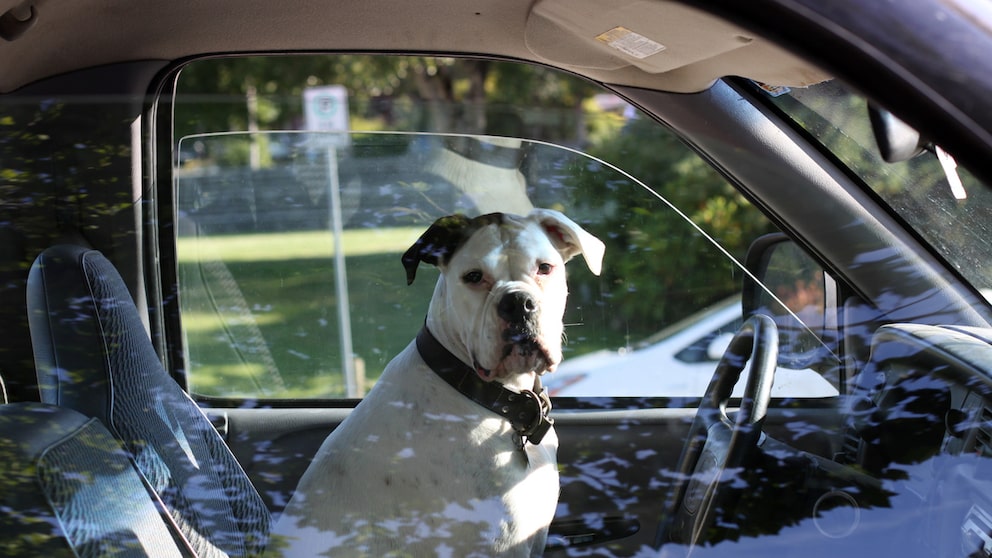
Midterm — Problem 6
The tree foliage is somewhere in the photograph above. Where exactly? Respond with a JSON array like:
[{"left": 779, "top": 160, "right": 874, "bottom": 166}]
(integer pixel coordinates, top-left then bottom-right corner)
[
  {"left": 571, "top": 117, "right": 777, "bottom": 336},
  {"left": 175, "top": 54, "right": 777, "bottom": 342},
  {"left": 176, "top": 55, "right": 597, "bottom": 140}
]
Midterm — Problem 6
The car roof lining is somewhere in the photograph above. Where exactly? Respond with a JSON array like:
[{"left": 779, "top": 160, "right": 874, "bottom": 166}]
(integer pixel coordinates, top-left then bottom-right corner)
[{"left": 0, "top": 0, "right": 829, "bottom": 94}]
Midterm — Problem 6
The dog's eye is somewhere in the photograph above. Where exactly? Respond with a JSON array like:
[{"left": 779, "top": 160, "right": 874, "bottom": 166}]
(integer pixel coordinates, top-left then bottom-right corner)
[
  {"left": 537, "top": 262, "right": 554, "bottom": 275},
  {"left": 462, "top": 270, "right": 484, "bottom": 284}
]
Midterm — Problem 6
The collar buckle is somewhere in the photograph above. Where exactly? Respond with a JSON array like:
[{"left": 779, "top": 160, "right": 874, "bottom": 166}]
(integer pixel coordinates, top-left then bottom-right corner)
[{"left": 515, "top": 389, "right": 554, "bottom": 445}]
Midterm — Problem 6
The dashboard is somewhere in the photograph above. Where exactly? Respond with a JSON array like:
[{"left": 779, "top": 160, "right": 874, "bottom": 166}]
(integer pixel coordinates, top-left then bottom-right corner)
[{"left": 846, "top": 323, "right": 992, "bottom": 557}]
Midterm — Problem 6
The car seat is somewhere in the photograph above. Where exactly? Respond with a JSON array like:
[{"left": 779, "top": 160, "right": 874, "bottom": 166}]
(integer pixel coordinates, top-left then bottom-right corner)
[
  {"left": 26, "top": 244, "right": 272, "bottom": 557},
  {"left": 0, "top": 401, "right": 193, "bottom": 556}
]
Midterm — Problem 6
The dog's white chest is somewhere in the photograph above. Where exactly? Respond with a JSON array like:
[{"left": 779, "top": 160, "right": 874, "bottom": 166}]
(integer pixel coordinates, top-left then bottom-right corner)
[{"left": 271, "top": 345, "right": 559, "bottom": 557}]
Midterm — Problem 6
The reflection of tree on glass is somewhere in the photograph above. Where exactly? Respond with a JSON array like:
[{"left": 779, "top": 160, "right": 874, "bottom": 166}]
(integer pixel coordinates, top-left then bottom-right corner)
[
  {"left": 754, "top": 240, "right": 827, "bottom": 368},
  {"left": 774, "top": 271, "right": 825, "bottom": 329}
]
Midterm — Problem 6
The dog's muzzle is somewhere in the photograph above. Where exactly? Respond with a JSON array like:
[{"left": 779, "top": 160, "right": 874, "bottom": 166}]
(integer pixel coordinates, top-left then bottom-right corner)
[
  {"left": 498, "top": 291, "right": 537, "bottom": 325},
  {"left": 497, "top": 290, "right": 544, "bottom": 356}
]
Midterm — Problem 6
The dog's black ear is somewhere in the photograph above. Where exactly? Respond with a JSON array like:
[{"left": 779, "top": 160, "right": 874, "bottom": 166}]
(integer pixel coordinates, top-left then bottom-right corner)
[{"left": 402, "top": 214, "right": 472, "bottom": 285}]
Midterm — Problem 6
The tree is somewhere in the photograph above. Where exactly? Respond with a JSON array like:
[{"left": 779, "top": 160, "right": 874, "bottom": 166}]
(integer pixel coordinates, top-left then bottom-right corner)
[
  {"left": 570, "top": 117, "right": 777, "bottom": 338},
  {"left": 175, "top": 55, "right": 597, "bottom": 141}
]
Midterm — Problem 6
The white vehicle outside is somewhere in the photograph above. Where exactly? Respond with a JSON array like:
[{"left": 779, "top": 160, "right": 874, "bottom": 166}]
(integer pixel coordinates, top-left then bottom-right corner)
[{"left": 547, "top": 297, "right": 838, "bottom": 398}]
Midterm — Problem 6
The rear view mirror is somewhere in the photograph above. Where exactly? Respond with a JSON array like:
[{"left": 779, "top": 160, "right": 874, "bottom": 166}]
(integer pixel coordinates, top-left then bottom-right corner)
[{"left": 743, "top": 233, "right": 834, "bottom": 370}]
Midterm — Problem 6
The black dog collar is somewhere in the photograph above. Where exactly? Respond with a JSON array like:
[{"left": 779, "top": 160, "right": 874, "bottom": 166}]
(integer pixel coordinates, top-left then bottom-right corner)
[{"left": 415, "top": 325, "right": 554, "bottom": 446}]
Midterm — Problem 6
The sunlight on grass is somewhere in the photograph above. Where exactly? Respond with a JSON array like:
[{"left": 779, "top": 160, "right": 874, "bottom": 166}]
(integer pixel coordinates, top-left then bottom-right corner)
[
  {"left": 186, "top": 361, "right": 347, "bottom": 398},
  {"left": 177, "top": 227, "right": 423, "bottom": 262},
  {"left": 182, "top": 310, "right": 286, "bottom": 332},
  {"left": 187, "top": 362, "right": 269, "bottom": 391}
]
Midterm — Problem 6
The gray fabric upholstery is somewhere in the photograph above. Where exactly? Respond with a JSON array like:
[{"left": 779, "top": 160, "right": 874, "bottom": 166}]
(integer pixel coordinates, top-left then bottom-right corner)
[
  {"left": 27, "top": 244, "right": 272, "bottom": 557},
  {"left": 0, "top": 402, "right": 189, "bottom": 557}
]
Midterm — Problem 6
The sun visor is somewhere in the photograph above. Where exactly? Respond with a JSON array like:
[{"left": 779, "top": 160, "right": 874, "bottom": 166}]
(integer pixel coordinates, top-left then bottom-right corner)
[
  {"left": 525, "top": 0, "right": 832, "bottom": 91},
  {"left": 526, "top": 0, "right": 756, "bottom": 74}
]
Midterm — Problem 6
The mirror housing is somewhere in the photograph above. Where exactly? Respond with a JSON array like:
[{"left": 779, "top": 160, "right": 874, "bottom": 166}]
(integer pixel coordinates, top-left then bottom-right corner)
[
  {"left": 706, "top": 332, "right": 735, "bottom": 361},
  {"left": 867, "top": 103, "right": 927, "bottom": 163},
  {"left": 743, "top": 233, "right": 835, "bottom": 370}
]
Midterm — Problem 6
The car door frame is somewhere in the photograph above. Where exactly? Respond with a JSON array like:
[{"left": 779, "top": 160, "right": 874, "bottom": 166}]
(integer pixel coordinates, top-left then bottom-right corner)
[{"left": 148, "top": 68, "right": 861, "bottom": 555}]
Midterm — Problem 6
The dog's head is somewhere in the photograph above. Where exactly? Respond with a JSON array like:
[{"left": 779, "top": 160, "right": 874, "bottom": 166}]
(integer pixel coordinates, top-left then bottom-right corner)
[{"left": 403, "top": 209, "right": 604, "bottom": 383}]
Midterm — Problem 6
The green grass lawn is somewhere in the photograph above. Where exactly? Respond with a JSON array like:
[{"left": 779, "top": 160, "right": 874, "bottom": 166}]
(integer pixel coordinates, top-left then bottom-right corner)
[
  {"left": 177, "top": 227, "right": 620, "bottom": 399},
  {"left": 177, "top": 228, "right": 425, "bottom": 262},
  {"left": 178, "top": 227, "right": 436, "bottom": 398}
]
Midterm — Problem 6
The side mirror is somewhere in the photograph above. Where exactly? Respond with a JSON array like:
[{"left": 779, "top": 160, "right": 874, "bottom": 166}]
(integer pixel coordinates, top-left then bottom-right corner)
[
  {"left": 743, "top": 233, "right": 834, "bottom": 369},
  {"left": 706, "top": 332, "right": 735, "bottom": 361}
]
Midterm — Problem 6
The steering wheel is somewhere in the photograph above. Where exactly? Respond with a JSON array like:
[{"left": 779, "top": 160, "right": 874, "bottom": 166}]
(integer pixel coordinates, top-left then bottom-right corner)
[{"left": 664, "top": 314, "right": 779, "bottom": 548}]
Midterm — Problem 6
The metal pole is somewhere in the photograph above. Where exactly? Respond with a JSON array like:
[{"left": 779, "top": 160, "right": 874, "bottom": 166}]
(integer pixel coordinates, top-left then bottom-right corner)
[{"left": 326, "top": 145, "right": 358, "bottom": 397}]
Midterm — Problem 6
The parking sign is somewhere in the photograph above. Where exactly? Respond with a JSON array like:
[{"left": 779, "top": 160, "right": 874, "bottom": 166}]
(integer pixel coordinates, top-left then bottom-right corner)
[{"left": 303, "top": 85, "right": 349, "bottom": 147}]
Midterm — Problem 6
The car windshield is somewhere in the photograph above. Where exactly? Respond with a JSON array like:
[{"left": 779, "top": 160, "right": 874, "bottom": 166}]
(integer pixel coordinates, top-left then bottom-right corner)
[{"left": 760, "top": 80, "right": 992, "bottom": 296}]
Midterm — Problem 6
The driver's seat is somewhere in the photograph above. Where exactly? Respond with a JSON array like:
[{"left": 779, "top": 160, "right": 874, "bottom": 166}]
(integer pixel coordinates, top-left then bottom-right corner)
[{"left": 27, "top": 243, "right": 271, "bottom": 557}]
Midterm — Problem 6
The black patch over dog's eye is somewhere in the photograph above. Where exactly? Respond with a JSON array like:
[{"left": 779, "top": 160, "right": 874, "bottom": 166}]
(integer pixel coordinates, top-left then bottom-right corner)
[
  {"left": 462, "top": 270, "right": 484, "bottom": 284},
  {"left": 537, "top": 262, "right": 554, "bottom": 275}
]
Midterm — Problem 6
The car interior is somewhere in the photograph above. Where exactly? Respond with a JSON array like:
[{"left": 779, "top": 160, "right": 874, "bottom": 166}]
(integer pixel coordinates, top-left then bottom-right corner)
[{"left": 2, "top": 1, "right": 992, "bottom": 557}]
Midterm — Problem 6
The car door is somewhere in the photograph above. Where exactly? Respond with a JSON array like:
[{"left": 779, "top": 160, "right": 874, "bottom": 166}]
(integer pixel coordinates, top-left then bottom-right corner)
[{"left": 158, "top": 54, "right": 849, "bottom": 555}]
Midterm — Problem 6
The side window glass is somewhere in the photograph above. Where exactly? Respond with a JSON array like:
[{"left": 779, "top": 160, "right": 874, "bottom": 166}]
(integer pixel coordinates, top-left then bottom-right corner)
[{"left": 171, "top": 55, "right": 837, "bottom": 402}]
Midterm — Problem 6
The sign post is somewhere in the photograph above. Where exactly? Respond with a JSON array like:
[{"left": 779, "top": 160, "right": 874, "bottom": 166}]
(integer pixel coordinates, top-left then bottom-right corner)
[{"left": 303, "top": 86, "right": 360, "bottom": 397}]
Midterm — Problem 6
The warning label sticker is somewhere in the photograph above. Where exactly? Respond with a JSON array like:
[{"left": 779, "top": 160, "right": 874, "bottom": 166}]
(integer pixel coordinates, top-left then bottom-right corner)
[{"left": 595, "top": 26, "right": 666, "bottom": 59}]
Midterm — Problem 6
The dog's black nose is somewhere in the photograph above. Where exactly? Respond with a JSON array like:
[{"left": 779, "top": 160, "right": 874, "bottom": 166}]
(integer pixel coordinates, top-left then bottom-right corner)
[{"left": 498, "top": 291, "right": 537, "bottom": 324}]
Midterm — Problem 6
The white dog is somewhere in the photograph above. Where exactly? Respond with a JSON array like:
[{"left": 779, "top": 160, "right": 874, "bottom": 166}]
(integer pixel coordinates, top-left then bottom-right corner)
[{"left": 269, "top": 208, "right": 604, "bottom": 557}]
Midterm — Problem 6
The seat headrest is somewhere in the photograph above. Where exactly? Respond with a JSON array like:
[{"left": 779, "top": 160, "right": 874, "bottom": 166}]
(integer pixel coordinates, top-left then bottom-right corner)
[{"left": 26, "top": 244, "right": 133, "bottom": 421}]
